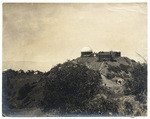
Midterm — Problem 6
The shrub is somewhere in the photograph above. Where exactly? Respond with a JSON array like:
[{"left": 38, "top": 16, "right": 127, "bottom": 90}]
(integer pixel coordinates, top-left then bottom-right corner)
[
  {"left": 43, "top": 62, "right": 101, "bottom": 113},
  {"left": 87, "top": 97, "right": 119, "bottom": 115}
]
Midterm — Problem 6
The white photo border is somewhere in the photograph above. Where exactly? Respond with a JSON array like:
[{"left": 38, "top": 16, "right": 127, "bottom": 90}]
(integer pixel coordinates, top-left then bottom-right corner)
[{"left": 0, "top": 0, "right": 149, "bottom": 119}]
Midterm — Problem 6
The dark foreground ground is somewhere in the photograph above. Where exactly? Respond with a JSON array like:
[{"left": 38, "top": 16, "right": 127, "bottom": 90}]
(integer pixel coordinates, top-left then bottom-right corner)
[{"left": 2, "top": 57, "right": 147, "bottom": 116}]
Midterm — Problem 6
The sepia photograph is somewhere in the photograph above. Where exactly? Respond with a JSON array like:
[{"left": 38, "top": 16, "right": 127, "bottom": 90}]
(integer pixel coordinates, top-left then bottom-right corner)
[{"left": 2, "top": 2, "right": 147, "bottom": 117}]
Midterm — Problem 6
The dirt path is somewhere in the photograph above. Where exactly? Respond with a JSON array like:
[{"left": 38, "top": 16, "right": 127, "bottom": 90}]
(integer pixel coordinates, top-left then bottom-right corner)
[{"left": 101, "top": 74, "right": 124, "bottom": 94}]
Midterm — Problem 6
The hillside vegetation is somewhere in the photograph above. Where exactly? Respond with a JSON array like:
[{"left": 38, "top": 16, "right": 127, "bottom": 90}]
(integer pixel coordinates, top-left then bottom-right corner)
[{"left": 2, "top": 57, "right": 147, "bottom": 116}]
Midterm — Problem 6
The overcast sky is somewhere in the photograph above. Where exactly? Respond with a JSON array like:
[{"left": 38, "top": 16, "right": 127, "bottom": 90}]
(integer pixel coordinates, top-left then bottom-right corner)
[{"left": 3, "top": 3, "right": 147, "bottom": 70}]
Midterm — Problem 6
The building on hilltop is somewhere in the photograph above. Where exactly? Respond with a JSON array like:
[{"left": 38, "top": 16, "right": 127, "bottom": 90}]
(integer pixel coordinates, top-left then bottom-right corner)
[
  {"left": 81, "top": 47, "right": 121, "bottom": 61},
  {"left": 97, "top": 51, "right": 121, "bottom": 61},
  {"left": 81, "top": 47, "right": 94, "bottom": 57}
]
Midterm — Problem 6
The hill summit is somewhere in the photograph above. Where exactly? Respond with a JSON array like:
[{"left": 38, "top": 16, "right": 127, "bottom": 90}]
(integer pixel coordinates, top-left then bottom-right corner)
[{"left": 2, "top": 55, "right": 147, "bottom": 116}]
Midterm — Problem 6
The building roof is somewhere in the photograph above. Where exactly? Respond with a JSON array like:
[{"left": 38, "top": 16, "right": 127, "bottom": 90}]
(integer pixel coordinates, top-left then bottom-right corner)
[
  {"left": 81, "top": 47, "right": 92, "bottom": 52},
  {"left": 98, "top": 52, "right": 111, "bottom": 55}
]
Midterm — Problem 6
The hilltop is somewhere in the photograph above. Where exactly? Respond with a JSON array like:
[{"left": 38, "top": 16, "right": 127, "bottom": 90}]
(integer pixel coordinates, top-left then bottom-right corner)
[{"left": 2, "top": 56, "right": 147, "bottom": 116}]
